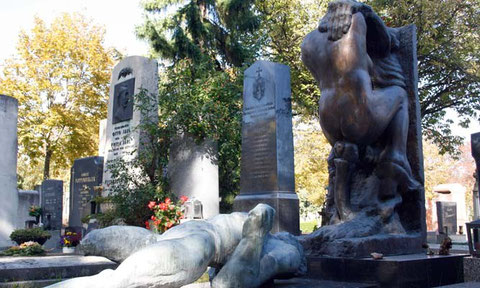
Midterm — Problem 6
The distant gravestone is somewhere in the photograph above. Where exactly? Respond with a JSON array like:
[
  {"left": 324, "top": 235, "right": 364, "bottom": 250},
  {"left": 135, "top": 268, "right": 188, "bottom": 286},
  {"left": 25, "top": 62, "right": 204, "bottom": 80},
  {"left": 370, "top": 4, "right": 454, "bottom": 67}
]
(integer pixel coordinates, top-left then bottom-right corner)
[
  {"left": 17, "top": 190, "right": 40, "bottom": 228},
  {"left": 168, "top": 135, "right": 219, "bottom": 219},
  {"left": 102, "top": 56, "right": 158, "bottom": 194},
  {"left": 0, "top": 95, "right": 19, "bottom": 247},
  {"left": 436, "top": 201, "right": 457, "bottom": 235},
  {"left": 41, "top": 180, "right": 63, "bottom": 230},
  {"left": 69, "top": 156, "right": 104, "bottom": 229},
  {"left": 233, "top": 61, "right": 300, "bottom": 235}
]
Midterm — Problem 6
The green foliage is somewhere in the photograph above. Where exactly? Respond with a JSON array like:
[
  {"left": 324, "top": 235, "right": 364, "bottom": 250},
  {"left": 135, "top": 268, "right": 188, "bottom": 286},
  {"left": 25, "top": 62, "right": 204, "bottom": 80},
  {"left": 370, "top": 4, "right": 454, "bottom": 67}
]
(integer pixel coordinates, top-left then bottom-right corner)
[
  {"left": 1, "top": 242, "right": 45, "bottom": 257},
  {"left": 0, "top": 13, "right": 119, "bottom": 180},
  {"left": 10, "top": 228, "right": 51, "bottom": 245},
  {"left": 300, "top": 221, "right": 319, "bottom": 234}
]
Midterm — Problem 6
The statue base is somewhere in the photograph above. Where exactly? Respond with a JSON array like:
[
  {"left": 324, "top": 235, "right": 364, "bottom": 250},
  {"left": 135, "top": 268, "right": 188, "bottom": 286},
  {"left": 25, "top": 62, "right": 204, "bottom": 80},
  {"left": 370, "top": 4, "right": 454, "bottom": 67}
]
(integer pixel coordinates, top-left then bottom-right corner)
[
  {"left": 307, "top": 253, "right": 467, "bottom": 287},
  {"left": 301, "top": 233, "right": 424, "bottom": 258},
  {"left": 233, "top": 192, "right": 300, "bottom": 236}
]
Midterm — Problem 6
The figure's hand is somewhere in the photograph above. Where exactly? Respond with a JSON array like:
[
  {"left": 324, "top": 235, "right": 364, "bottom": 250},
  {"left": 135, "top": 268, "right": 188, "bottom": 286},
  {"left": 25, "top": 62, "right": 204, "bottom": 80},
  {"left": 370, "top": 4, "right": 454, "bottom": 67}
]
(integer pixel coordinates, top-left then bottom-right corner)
[{"left": 318, "top": 0, "right": 363, "bottom": 41}]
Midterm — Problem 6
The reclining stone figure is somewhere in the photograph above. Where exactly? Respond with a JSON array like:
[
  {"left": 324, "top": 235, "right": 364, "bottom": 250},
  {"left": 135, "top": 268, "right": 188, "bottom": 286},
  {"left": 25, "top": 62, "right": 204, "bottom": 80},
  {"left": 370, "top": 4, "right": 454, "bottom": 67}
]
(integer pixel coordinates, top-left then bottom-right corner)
[{"left": 47, "top": 204, "right": 305, "bottom": 288}]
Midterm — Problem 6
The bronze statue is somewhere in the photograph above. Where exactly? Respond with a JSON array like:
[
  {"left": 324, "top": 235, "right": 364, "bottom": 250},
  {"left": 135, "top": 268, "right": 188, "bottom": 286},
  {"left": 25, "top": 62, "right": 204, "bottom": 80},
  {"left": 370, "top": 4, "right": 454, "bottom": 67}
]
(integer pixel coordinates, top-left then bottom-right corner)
[{"left": 301, "top": 0, "right": 425, "bottom": 257}]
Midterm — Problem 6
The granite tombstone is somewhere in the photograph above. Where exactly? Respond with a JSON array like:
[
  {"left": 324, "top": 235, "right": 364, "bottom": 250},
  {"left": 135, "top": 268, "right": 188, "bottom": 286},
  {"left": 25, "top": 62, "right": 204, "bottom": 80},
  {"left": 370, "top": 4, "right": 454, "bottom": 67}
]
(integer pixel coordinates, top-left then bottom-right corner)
[
  {"left": 436, "top": 201, "right": 457, "bottom": 235},
  {"left": 233, "top": 60, "right": 300, "bottom": 235},
  {"left": 0, "top": 95, "right": 19, "bottom": 247},
  {"left": 69, "top": 156, "right": 104, "bottom": 229},
  {"left": 41, "top": 180, "right": 63, "bottom": 230},
  {"left": 471, "top": 132, "right": 480, "bottom": 220},
  {"left": 102, "top": 56, "right": 158, "bottom": 194}
]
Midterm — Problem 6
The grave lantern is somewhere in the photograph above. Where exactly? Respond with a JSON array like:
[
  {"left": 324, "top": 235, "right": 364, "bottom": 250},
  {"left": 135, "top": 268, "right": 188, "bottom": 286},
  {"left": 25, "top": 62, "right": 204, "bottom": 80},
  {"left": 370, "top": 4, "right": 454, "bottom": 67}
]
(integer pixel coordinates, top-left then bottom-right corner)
[
  {"left": 466, "top": 219, "right": 480, "bottom": 257},
  {"left": 183, "top": 198, "right": 203, "bottom": 220}
]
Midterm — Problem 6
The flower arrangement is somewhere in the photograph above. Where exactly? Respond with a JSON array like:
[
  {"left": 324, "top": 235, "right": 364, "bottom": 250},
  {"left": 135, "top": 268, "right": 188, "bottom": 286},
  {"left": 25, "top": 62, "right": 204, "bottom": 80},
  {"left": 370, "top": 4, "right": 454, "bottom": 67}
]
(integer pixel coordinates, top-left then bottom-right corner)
[
  {"left": 60, "top": 231, "right": 81, "bottom": 247},
  {"left": 1, "top": 241, "right": 45, "bottom": 256},
  {"left": 28, "top": 205, "right": 42, "bottom": 217},
  {"left": 146, "top": 196, "right": 188, "bottom": 233}
]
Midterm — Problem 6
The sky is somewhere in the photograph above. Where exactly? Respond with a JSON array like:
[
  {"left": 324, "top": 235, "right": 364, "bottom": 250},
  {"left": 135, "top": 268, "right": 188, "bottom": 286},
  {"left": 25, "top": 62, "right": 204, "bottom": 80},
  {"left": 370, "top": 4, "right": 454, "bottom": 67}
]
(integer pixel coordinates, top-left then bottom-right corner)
[{"left": 0, "top": 0, "right": 478, "bottom": 141}]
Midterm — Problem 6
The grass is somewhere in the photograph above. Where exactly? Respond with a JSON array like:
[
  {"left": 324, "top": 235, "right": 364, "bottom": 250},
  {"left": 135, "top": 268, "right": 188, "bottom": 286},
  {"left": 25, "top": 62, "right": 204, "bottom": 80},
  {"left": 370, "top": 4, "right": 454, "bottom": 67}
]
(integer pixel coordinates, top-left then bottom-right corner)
[{"left": 300, "top": 221, "right": 319, "bottom": 234}]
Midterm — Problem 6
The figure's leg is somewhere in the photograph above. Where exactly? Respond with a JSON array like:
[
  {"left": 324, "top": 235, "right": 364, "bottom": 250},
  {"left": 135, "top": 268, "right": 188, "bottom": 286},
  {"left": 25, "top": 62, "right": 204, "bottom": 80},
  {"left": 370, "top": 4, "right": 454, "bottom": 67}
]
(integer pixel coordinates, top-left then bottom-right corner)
[{"left": 333, "top": 142, "right": 359, "bottom": 221}]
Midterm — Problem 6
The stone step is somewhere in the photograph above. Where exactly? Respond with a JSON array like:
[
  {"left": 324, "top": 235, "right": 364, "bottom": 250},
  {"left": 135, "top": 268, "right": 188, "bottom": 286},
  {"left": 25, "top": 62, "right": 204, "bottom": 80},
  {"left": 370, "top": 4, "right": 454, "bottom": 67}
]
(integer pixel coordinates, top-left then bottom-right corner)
[{"left": 0, "top": 255, "right": 117, "bottom": 282}]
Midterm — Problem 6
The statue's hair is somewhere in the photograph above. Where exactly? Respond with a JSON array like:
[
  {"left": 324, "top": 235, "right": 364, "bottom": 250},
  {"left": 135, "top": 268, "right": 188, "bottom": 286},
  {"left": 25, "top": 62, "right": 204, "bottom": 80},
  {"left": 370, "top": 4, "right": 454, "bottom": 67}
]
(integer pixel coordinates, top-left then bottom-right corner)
[{"left": 371, "top": 28, "right": 406, "bottom": 89}]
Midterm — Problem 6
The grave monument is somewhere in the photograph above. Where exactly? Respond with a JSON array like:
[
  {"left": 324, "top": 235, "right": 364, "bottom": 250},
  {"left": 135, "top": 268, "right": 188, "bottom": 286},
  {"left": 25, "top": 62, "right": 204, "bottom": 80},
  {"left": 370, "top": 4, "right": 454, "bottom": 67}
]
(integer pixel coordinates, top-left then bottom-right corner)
[
  {"left": 41, "top": 179, "right": 63, "bottom": 230},
  {"left": 301, "top": 0, "right": 425, "bottom": 257},
  {"left": 102, "top": 56, "right": 158, "bottom": 194},
  {"left": 233, "top": 60, "right": 300, "bottom": 236},
  {"left": 471, "top": 132, "right": 480, "bottom": 220},
  {"left": 69, "top": 156, "right": 104, "bottom": 229},
  {"left": 0, "top": 95, "right": 19, "bottom": 247},
  {"left": 168, "top": 135, "right": 219, "bottom": 219}
]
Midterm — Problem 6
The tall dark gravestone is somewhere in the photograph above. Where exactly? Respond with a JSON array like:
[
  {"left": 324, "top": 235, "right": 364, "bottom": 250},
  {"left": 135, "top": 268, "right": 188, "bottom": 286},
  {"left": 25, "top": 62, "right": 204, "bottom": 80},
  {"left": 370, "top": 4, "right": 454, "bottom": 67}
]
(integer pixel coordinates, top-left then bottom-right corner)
[
  {"left": 436, "top": 201, "right": 457, "bottom": 235},
  {"left": 69, "top": 156, "right": 104, "bottom": 228},
  {"left": 41, "top": 179, "right": 63, "bottom": 230},
  {"left": 233, "top": 60, "right": 300, "bottom": 235},
  {"left": 471, "top": 132, "right": 480, "bottom": 220}
]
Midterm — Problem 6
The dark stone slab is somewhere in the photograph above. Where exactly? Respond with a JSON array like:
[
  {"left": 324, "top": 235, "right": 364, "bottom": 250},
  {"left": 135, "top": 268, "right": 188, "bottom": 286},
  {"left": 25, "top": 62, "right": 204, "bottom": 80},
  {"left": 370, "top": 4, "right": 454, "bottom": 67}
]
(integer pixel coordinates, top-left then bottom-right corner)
[
  {"left": 437, "top": 201, "right": 458, "bottom": 234},
  {"left": 112, "top": 77, "right": 134, "bottom": 124},
  {"left": 69, "top": 156, "right": 104, "bottom": 229},
  {"left": 41, "top": 180, "right": 63, "bottom": 230},
  {"left": 307, "top": 253, "right": 467, "bottom": 288},
  {"left": 272, "top": 278, "right": 376, "bottom": 288},
  {"left": 0, "top": 255, "right": 117, "bottom": 282},
  {"left": 234, "top": 60, "right": 299, "bottom": 236},
  {"left": 437, "top": 283, "right": 480, "bottom": 288}
]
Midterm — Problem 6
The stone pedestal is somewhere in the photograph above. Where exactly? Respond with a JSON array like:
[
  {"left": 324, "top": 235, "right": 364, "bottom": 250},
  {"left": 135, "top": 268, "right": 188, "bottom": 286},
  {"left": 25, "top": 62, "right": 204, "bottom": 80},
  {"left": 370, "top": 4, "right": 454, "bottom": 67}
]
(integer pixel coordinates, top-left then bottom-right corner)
[
  {"left": 0, "top": 95, "right": 18, "bottom": 248},
  {"left": 307, "top": 254, "right": 467, "bottom": 288},
  {"left": 169, "top": 135, "right": 219, "bottom": 219},
  {"left": 233, "top": 61, "right": 299, "bottom": 235}
]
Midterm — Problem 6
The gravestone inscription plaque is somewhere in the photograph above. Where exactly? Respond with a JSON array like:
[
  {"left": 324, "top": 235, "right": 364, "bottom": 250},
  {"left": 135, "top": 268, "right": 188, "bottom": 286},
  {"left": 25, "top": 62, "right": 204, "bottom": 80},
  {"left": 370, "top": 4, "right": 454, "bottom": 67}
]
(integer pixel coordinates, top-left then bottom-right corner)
[
  {"left": 69, "top": 156, "right": 104, "bottom": 228},
  {"left": 102, "top": 56, "right": 158, "bottom": 194},
  {"left": 233, "top": 60, "right": 299, "bottom": 235},
  {"left": 41, "top": 179, "right": 63, "bottom": 230},
  {"left": 436, "top": 201, "right": 457, "bottom": 235}
]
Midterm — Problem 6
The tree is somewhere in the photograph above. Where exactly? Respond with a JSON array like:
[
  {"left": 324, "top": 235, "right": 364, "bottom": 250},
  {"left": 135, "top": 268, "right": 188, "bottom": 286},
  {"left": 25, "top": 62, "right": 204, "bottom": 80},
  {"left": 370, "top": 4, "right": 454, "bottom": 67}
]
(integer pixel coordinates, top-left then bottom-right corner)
[
  {"left": 293, "top": 118, "right": 331, "bottom": 218},
  {"left": 0, "top": 13, "right": 119, "bottom": 181},
  {"left": 136, "top": 0, "right": 263, "bottom": 211}
]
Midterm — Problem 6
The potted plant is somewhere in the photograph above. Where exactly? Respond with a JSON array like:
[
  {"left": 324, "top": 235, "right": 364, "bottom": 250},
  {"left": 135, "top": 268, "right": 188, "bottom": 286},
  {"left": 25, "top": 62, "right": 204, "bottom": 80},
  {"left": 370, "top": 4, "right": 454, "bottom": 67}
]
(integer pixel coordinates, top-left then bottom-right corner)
[
  {"left": 60, "top": 231, "right": 81, "bottom": 254},
  {"left": 28, "top": 205, "right": 42, "bottom": 224},
  {"left": 0, "top": 241, "right": 45, "bottom": 256},
  {"left": 10, "top": 228, "right": 51, "bottom": 245}
]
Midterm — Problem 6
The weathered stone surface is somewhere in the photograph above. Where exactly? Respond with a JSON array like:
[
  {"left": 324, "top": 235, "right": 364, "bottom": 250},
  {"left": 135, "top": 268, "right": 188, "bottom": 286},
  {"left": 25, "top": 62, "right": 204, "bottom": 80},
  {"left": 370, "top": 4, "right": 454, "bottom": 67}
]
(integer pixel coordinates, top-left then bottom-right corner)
[
  {"left": 80, "top": 226, "right": 160, "bottom": 263},
  {"left": 234, "top": 60, "right": 300, "bottom": 236},
  {"left": 464, "top": 256, "right": 480, "bottom": 282},
  {"left": 300, "top": 1, "right": 425, "bottom": 258},
  {"left": 16, "top": 190, "right": 40, "bottom": 229},
  {"left": 169, "top": 134, "right": 219, "bottom": 219},
  {"left": 0, "top": 95, "right": 18, "bottom": 248},
  {"left": 48, "top": 205, "right": 305, "bottom": 288},
  {"left": 41, "top": 180, "right": 63, "bottom": 231},
  {"left": 0, "top": 255, "right": 117, "bottom": 282},
  {"left": 102, "top": 56, "right": 158, "bottom": 194}
]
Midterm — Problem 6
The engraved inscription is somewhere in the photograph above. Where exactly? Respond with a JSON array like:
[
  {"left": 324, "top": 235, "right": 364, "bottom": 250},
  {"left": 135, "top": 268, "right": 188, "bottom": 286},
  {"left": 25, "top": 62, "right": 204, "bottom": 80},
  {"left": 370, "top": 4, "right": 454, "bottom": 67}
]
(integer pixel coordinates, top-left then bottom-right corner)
[{"left": 253, "top": 66, "right": 265, "bottom": 101}]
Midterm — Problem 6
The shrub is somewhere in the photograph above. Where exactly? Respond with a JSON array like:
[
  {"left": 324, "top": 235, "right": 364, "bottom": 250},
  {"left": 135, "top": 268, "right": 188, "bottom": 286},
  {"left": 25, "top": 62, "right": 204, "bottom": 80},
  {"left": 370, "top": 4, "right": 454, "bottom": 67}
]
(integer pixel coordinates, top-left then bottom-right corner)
[
  {"left": 1, "top": 241, "right": 45, "bottom": 256},
  {"left": 10, "top": 228, "right": 51, "bottom": 245}
]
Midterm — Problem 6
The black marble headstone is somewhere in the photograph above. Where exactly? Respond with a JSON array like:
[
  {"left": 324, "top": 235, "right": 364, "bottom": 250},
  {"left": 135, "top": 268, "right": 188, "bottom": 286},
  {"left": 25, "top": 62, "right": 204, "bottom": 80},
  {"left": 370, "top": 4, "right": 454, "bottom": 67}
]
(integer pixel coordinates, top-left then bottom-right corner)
[
  {"left": 69, "top": 156, "right": 104, "bottom": 228},
  {"left": 112, "top": 78, "right": 135, "bottom": 124},
  {"left": 41, "top": 180, "right": 63, "bottom": 230},
  {"left": 436, "top": 201, "right": 457, "bottom": 235}
]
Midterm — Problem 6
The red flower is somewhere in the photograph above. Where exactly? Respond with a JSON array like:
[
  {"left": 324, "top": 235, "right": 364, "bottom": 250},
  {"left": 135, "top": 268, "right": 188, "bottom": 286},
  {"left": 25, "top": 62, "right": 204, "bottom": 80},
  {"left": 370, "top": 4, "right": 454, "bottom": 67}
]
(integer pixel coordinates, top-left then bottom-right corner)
[
  {"left": 145, "top": 221, "right": 150, "bottom": 230},
  {"left": 166, "top": 222, "right": 174, "bottom": 228},
  {"left": 159, "top": 203, "right": 168, "bottom": 211},
  {"left": 164, "top": 198, "right": 171, "bottom": 205},
  {"left": 151, "top": 215, "right": 156, "bottom": 220},
  {"left": 180, "top": 195, "right": 188, "bottom": 204},
  {"left": 148, "top": 201, "right": 156, "bottom": 209}
]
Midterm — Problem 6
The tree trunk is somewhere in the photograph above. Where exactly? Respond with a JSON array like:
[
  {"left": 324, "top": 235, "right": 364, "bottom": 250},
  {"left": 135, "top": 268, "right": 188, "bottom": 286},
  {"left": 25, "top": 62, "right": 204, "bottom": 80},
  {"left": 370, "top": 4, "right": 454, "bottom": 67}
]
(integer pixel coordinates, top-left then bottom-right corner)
[{"left": 43, "top": 148, "right": 52, "bottom": 180}]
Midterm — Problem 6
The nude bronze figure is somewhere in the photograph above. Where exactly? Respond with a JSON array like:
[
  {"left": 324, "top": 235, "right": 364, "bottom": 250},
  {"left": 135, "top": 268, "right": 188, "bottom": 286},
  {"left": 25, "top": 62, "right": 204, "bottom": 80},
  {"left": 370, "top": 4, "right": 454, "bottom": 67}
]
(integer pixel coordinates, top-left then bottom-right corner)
[{"left": 300, "top": 0, "right": 425, "bottom": 257}]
